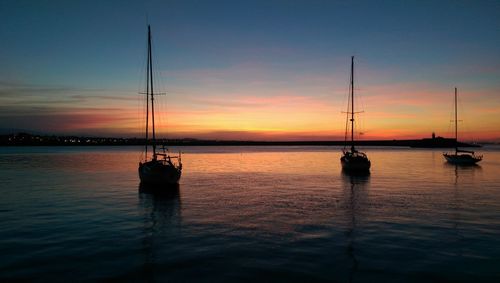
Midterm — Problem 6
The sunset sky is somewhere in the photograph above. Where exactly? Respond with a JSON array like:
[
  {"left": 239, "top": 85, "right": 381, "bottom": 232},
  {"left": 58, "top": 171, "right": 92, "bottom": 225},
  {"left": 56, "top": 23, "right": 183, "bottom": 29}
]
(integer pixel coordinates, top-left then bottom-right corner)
[{"left": 1, "top": 0, "right": 499, "bottom": 141}]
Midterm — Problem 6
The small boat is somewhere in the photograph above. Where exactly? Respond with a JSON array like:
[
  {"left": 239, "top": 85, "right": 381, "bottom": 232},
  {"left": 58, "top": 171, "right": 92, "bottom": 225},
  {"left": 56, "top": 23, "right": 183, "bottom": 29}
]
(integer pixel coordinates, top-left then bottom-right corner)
[
  {"left": 340, "top": 56, "right": 371, "bottom": 172},
  {"left": 138, "top": 25, "right": 182, "bottom": 186},
  {"left": 443, "top": 88, "right": 482, "bottom": 165}
]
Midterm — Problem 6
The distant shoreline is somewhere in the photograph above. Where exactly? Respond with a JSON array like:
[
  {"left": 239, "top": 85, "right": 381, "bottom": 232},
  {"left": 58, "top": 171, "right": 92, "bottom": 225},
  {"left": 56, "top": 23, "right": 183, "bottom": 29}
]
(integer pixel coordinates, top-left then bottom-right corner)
[{"left": 0, "top": 133, "right": 485, "bottom": 147}]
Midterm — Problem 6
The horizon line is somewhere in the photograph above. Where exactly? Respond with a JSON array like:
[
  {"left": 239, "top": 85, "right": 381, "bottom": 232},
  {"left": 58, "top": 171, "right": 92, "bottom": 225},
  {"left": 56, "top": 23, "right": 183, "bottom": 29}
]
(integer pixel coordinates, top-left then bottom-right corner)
[{"left": 4, "top": 132, "right": 498, "bottom": 143}]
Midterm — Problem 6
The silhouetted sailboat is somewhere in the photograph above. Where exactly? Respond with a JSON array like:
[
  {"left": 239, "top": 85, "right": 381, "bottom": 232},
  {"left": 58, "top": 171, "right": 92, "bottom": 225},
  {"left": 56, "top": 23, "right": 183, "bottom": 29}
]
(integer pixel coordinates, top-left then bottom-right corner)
[
  {"left": 139, "top": 25, "right": 182, "bottom": 186},
  {"left": 340, "top": 56, "right": 371, "bottom": 172},
  {"left": 443, "top": 88, "right": 482, "bottom": 165}
]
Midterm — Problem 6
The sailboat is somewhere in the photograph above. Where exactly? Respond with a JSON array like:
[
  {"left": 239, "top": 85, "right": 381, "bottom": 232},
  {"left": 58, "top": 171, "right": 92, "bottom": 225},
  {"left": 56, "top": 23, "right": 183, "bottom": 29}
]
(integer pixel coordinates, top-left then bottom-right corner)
[
  {"left": 138, "top": 25, "right": 182, "bottom": 186},
  {"left": 443, "top": 88, "right": 482, "bottom": 165},
  {"left": 340, "top": 56, "right": 371, "bottom": 172}
]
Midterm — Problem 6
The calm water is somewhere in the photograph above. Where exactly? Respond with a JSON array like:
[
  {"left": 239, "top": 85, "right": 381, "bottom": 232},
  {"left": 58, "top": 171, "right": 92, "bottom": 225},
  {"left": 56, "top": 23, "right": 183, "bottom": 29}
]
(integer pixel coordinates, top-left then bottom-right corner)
[{"left": 1, "top": 146, "right": 500, "bottom": 282}]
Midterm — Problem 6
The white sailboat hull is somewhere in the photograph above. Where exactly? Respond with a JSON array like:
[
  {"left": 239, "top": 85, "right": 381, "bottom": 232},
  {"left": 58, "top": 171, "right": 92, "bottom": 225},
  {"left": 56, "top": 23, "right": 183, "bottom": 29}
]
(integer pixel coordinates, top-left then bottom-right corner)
[
  {"left": 139, "top": 160, "right": 182, "bottom": 185},
  {"left": 341, "top": 155, "right": 371, "bottom": 171},
  {"left": 443, "top": 153, "right": 482, "bottom": 165}
]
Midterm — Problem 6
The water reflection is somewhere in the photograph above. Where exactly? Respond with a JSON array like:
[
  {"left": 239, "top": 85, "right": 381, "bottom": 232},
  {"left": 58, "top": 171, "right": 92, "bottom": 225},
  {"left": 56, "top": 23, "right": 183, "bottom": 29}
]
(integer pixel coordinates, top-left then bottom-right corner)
[
  {"left": 451, "top": 170, "right": 465, "bottom": 260},
  {"left": 139, "top": 182, "right": 180, "bottom": 196},
  {"left": 1, "top": 147, "right": 500, "bottom": 281},
  {"left": 444, "top": 163, "right": 482, "bottom": 184},
  {"left": 138, "top": 183, "right": 181, "bottom": 280},
  {"left": 447, "top": 164, "right": 483, "bottom": 258},
  {"left": 341, "top": 171, "right": 370, "bottom": 283}
]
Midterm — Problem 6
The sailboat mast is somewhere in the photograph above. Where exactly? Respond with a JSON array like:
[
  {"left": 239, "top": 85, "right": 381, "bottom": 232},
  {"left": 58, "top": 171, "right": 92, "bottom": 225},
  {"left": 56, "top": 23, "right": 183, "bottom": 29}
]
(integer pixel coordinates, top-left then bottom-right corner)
[
  {"left": 145, "top": 27, "right": 150, "bottom": 159},
  {"left": 350, "top": 56, "right": 355, "bottom": 152},
  {"left": 455, "top": 87, "right": 458, "bottom": 154},
  {"left": 148, "top": 25, "right": 157, "bottom": 157}
]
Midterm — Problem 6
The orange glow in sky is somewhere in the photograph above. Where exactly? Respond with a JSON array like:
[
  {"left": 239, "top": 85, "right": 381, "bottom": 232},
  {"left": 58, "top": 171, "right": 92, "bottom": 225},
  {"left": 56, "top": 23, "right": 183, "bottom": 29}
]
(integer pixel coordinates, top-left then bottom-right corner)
[{"left": 1, "top": 1, "right": 499, "bottom": 141}]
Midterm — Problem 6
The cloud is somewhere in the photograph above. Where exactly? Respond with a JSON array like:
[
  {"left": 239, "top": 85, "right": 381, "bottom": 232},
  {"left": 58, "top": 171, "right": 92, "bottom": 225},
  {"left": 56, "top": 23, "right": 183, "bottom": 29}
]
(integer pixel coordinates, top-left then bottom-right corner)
[
  {"left": 0, "top": 80, "right": 101, "bottom": 95},
  {"left": 0, "top": 81, "right": 137, "bottom": 104},
  {"left": 162, "top": 129, "right": 345, "bottom": 141},
  {"left": 1, "top": 68, "right": 498, "bottom": 141},
  {"left": 0, "top": 105, "right": 137, "bottom": 135}
]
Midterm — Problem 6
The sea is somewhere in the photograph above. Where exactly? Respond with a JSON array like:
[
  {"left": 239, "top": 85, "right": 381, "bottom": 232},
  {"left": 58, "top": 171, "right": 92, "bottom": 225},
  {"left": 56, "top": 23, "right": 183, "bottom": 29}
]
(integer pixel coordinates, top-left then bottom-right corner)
[{"left": 0, "top": 146, "right": 499, "bottom": 282}]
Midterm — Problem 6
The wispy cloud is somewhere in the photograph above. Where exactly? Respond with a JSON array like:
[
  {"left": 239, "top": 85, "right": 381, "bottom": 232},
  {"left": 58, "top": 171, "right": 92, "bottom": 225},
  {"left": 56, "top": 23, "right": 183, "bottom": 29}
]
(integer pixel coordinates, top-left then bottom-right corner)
[
  {"left": 1, "top": 65, "right": 499, "bottom": 141},
  {"left": 0, "top": 105, "right": 138, "bottom": 135},
  {"left": 0, "top": 81, "right": 137, "bottom": 104}
]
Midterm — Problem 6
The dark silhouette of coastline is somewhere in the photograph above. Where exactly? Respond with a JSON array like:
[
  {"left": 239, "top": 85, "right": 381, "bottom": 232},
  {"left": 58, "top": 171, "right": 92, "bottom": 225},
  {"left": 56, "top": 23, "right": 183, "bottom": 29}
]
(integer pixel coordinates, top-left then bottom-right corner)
[{"left": 0, "top": 132, "right": 483, "bottom": 147}]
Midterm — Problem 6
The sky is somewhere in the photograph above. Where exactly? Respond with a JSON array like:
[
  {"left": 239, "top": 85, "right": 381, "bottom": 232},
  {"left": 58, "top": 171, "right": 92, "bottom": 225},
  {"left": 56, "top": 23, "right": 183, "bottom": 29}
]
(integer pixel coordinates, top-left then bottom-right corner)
[{"left": 1, "top": 0, "right": 499, "bottom": 141}]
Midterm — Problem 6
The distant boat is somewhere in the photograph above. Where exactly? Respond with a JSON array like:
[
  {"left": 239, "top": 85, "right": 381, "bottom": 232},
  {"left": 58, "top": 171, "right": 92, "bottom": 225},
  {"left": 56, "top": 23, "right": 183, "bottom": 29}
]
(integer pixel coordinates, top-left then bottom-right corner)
[
  {"left": 443, "top": 88, "right": 482, "bottom": 165},
  {"left": 138, "top": 25, "right": 182, "bottom": 186},
  {"left": 340, "top": 56, "right": 371, "bottom": 172}
]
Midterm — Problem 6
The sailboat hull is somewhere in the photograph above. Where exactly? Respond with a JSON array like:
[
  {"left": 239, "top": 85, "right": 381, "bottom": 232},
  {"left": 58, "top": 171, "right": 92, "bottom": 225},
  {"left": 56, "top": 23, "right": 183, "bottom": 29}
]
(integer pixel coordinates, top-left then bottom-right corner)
[
  {"left": 139, "top": 160, "right": 182, "bottom": 185},
  {"left": 443, "top": 153, "right": 482, "bottom": 165},
  {"left": 340, "top": 155, "right": 371, "bottom": 172}
]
